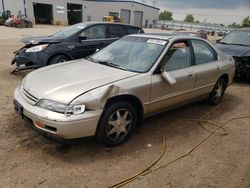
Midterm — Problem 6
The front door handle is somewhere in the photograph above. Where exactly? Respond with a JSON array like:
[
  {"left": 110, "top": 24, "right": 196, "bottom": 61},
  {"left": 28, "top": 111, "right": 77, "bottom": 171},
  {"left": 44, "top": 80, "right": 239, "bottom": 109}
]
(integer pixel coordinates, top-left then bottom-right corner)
[{"left": 187, "top": 72, "right": 194, "bottom": 77}]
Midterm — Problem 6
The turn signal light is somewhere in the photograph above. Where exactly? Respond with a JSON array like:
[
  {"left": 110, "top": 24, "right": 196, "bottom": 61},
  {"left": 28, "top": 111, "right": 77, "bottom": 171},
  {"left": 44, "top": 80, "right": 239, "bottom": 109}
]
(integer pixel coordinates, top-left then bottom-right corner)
[{"left": 34, "top": 121, "right": 45, "bottom": 128}]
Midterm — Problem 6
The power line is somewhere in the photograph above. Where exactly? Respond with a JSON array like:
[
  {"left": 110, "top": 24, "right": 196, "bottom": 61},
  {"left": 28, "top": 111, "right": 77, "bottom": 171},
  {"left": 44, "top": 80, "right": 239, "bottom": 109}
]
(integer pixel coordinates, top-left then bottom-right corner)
[{"left": 173, "top": 12, "right": 247, "bottom": 17}]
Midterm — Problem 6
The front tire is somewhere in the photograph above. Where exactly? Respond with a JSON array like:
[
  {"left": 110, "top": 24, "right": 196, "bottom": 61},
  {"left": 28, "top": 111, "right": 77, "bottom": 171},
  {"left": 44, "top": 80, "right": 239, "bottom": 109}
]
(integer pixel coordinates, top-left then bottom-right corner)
[
  {"left": 96, "top": 102, "right": 138, "bottom": 146},
  {"left": 208, "top": 78, "right": 227, "bottom": 106},
  {"left": 48, "top": 55, "right": 69, "bottom": 65}
]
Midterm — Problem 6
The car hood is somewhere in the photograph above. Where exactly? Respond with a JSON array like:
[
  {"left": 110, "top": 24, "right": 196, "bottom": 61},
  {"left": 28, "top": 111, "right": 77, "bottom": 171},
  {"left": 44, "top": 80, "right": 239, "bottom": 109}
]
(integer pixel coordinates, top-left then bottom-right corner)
[
  {"left": 20, "top": 36, "right": 64, "bottom": 45},
  {"left": 22, "top": 60, "right": 138, "bottom": 104},
  {"left": 216, "top": 43, "right": 250, "bottom": 57}
]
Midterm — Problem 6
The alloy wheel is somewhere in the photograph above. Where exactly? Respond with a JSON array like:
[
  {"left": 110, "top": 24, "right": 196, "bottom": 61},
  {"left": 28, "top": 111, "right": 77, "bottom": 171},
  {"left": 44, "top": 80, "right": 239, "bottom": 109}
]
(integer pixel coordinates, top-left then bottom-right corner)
[
  {"left": 214, "top": 82, "right": 224, "bottom": 101},
  {"left": 106, "top": 109, "right": 133, "bottom": 141}
]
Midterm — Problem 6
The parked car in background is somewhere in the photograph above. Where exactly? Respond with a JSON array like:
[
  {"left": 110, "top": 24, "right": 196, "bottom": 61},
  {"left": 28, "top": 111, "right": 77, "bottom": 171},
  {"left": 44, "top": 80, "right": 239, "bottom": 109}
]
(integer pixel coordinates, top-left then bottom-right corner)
[
  {"left": 0, "top": 10, "right": 11, "bottom": 25},
  {"left": 216, "top": 29, "right": 250, "bottom": 80},
  {"left": 5, "top": 14, "right": 33, "bottom": 28},
  {"left": 14, "top": 35, "right": 235, "bottom": 146},
  {"left": 12, "top": 14, "right": 33, "bottom": 28},
  {"left": 11, "top": 22, "right": 144, "bottom": 73}
]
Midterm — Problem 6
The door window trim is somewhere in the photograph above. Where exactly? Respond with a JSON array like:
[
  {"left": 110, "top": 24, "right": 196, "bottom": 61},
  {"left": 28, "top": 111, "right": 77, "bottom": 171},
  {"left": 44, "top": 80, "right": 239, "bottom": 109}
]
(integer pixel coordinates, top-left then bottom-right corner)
[{"left": 84, "top": 38, "right": 119, "bottom": 42}]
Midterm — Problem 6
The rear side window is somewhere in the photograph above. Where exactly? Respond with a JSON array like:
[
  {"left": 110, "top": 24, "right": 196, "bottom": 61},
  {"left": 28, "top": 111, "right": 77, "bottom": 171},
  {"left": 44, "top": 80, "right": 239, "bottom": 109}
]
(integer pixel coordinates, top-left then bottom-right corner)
[
  {"left": 127, "top": 26, "right": 142, "bottom": 34},
  {"left": 191, "top": 40, "right": 217, "bottom": 65},
  {"left": 108, "top": 25, "right": 126, "bottom": 38}
]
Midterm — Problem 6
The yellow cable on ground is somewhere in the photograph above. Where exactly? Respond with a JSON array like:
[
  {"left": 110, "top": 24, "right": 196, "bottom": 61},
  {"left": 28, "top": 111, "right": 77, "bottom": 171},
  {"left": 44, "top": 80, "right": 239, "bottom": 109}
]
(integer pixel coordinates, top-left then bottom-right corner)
[{"left": 108, "top": 105, "right": 250, "bottom": 188}]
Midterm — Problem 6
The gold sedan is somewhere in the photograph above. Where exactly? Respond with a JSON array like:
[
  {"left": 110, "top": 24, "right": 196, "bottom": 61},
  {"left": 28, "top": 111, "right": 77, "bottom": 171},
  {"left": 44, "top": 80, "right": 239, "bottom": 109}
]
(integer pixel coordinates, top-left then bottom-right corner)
[{"left": 14, "top": 35, "right": 235, "bottom": 146}]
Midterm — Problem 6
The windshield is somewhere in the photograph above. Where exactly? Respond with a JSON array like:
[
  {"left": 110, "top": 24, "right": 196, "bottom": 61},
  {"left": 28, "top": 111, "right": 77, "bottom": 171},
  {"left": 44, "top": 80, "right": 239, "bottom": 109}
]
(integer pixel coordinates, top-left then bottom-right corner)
[
  {"left": 52, "top": 23, "right": 88, "bottom": 38},
  {"left": 88, "top": 36, "right": 168, "bottom": 73},
  {"left": 220, "top": 30, "right": 250, "bottom": 46}
]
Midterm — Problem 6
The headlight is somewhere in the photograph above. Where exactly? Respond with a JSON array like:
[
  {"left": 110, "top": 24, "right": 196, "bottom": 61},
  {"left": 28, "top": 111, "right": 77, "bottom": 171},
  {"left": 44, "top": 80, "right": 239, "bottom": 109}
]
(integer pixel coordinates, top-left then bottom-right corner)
[
  {"left": 36, "top": 99, "right": 67, "bottom": 114},
  {"left": 36, "top": 99, "right": 86, "bottom": 115},
  {"left": 26, "top": 44, "right": 49, "bottom": 53},
  {"left": 65, "top": 105, "right": 86, "bottom": 115}
]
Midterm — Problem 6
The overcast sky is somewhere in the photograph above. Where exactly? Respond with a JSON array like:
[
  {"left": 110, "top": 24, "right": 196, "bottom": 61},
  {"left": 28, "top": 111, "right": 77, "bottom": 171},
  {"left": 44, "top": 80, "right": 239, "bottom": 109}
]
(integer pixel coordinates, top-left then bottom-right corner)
[{"left": 139, "top": 0, "right": 250, "bottom": 25}]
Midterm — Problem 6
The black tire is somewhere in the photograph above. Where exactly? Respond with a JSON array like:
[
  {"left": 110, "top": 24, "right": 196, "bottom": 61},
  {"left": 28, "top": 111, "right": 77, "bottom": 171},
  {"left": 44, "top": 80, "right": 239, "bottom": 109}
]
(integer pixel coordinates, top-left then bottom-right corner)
[
  {"left": 208, "top": 78, "right": 227, "bottom": 106},
  {"left": 48, "top": 55, "right": 69, "bottom": 65},
  {"left": 27, "top": 22, "right": 33, "bottom": 28},
  {"left": 96, "top": 102, "right": 138, "bottom": 146}
]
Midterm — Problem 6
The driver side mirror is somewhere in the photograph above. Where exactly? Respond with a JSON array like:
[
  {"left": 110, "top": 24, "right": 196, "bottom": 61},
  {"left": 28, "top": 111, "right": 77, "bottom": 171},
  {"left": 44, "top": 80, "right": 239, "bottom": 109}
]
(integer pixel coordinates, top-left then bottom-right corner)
[
  {"left": 216, "top": 39, "right": 221, "bottom": 43},
  {"left": 161, "top": 70, "right": 177, "bottom": 85},
  {"left": 79, "top": 35, "right": 87, "bottom": 42}
]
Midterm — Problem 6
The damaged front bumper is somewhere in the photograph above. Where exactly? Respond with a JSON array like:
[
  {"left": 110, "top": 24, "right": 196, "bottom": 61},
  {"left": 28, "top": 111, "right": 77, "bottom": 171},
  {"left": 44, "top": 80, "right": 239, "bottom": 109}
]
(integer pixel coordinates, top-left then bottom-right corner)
[
  {"left": 14, "top": 86, "right": 103, "bottom": 139},
  {"left": 233, "top": 56, "right": 250, "bottom": 79},
  {"left": 11, "top": 47, "right": 48, "bottom": 73}
]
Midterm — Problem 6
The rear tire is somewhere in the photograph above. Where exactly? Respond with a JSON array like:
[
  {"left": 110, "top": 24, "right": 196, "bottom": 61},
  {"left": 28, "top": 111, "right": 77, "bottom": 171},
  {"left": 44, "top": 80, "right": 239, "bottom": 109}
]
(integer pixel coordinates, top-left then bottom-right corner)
[
  {"left": 96, "top": 102, "right": 138, "bottom": 146},
  {"left": 48, "top": 55, "right": 69, "bottom": 65},
  {"left": 208, "top": 78, "right": 227, "bottom": 106},
  {"left": 27, "top": 22, "right": 33, "bottom": 28}
]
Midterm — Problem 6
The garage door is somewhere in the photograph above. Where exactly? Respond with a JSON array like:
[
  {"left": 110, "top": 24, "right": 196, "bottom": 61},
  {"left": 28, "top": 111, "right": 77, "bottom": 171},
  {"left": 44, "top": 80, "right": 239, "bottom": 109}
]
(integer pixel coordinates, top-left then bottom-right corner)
[
  {"left": 121, "top": 9, "right": 130, "bottom": 24},
  {"left": 134, "top": 11, "right": 143, "bottom": 27},
  {"left": 33, "top": 3, "right": 53, "bottom": 24},
  {"left": 67, "top": 3, "right": 82, "bottom": 25}
]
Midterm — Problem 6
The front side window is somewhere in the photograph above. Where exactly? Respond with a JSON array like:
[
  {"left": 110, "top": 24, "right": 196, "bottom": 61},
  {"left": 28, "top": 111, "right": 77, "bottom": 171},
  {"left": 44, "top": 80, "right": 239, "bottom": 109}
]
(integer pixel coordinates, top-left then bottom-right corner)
[
  {"left": 88, "top": 36, "right": 167, "bottom": 73},
  {"left": 80, "top": 25, "right": 106, "bottom": 39},
  {"left": 191, "top": 40, "right": 217, "bottom": 65},
  {"left": 163, "top": 41, "right": 191, "bottom": 71},
  {"left": 52, "top": 22, "right": 88, "bottom": 38}
]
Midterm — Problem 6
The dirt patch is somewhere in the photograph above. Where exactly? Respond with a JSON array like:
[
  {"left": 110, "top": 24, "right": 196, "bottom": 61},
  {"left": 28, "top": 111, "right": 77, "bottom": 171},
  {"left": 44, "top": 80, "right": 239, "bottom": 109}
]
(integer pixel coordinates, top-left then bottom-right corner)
[{"left": 0, "top": 25, "right": 249, "bottom": 188}]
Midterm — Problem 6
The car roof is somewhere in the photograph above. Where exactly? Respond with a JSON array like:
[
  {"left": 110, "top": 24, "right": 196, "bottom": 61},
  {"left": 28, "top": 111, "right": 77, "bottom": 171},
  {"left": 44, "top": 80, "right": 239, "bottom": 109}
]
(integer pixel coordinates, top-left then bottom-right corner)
[
  {"left": 130, "top": 34, "right": 203, "bottom": 41},
  {"left": 82, "top": 21, "right": 142, "bottom": 28},
  {"left": 147, "top": 33, "right": 172, "bottom": 37}
]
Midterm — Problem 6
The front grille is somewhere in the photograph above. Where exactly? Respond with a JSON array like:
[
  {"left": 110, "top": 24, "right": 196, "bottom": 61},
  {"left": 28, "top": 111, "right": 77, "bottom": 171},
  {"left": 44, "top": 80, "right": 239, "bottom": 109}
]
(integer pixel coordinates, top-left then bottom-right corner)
[{"left": 21, "top": 87, "right": 39, "bottom": 105}]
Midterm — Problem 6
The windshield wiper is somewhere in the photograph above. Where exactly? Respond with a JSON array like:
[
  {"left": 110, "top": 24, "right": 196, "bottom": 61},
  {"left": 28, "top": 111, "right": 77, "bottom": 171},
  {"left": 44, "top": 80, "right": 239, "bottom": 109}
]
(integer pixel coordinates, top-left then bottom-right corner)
[
  {"left": 86, "top": 57, "right": 128, "bottom": 71},
  {"left": 97, "top": 61, "right": 128, "bottom": 71}
]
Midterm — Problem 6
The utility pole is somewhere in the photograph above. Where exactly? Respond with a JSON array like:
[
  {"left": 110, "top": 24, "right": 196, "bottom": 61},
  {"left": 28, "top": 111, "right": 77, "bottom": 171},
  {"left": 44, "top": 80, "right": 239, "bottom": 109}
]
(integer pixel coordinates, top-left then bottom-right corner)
[
  {"left": 2, "top": 0, "right": 5, "bottom": 10},
  {"left": 23, "top": 0, "right": 27, "bottom": 16}
]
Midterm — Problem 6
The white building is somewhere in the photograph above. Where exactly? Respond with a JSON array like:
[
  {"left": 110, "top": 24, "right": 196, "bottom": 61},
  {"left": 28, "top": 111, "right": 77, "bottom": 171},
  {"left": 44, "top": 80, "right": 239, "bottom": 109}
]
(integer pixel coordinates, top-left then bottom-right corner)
[{"left": 0, "top": 0, "right": 159, "bottom": 27}]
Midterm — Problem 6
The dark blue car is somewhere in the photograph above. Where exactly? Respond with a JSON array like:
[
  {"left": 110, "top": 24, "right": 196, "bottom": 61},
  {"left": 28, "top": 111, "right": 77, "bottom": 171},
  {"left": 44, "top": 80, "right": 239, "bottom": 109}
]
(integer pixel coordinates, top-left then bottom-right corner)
[
  {"left": 216, "top": 29, "right": 250, "bottom": 80},
  {"left": 11, "top": 22, "right": 144, "bottom": 73}
]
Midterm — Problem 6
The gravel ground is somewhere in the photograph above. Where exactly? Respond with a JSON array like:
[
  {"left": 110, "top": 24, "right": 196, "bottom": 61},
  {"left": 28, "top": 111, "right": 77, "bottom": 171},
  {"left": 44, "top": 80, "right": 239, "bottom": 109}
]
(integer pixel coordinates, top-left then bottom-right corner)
[{"left": 0, "top": 25, "right": 249, "bottom": 188}]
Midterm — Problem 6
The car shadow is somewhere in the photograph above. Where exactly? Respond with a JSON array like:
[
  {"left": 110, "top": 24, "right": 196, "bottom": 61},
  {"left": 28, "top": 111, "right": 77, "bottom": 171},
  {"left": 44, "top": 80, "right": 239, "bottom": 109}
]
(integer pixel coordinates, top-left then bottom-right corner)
[
  {"left": 233, "top": 79, "right": 250, "bottom": 85},
  {"left": 10, "top": 69, "right": 31, "bottom": 79}
]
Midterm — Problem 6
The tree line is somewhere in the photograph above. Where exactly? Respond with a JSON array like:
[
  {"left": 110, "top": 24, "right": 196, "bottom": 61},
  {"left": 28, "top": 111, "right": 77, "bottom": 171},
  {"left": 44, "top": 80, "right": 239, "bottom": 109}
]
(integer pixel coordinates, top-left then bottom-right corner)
[{"left": 159, "top": 10, "right": 250, "bottom": 28}]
